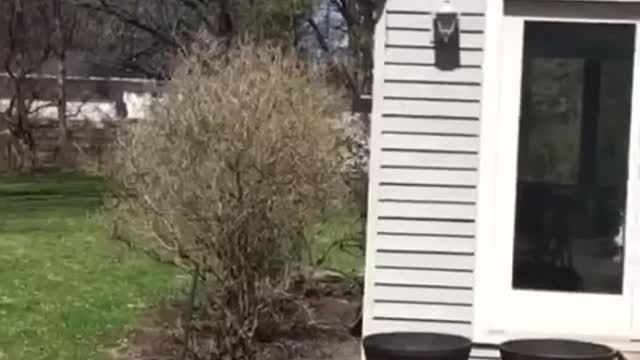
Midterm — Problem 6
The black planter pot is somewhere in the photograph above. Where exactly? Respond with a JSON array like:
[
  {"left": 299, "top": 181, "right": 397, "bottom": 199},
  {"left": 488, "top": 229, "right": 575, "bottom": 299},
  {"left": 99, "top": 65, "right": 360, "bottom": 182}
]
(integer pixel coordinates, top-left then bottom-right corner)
[
  {"left": 500, "top": 339, "right": 618, "bottom": 360},
  {"left": 363, "top": 332, "right": 472, "bottom": 360}
]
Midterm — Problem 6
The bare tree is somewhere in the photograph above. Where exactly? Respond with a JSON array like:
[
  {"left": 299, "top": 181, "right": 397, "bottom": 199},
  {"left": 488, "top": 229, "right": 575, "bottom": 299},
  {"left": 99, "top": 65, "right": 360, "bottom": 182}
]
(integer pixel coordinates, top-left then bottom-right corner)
[
  {"left": 0, "top": 0, "right": 57, "bottom": 170},
  {"left": 69, "top": 0, "right": 385, "bottom": 94},
  {"left": 306, "top": 1, "right": 385, "bottom": 95},
  {"left": 307, "top": 0, "right": 387, "bottom": 237},
  {"left": 53, "top": 0, "right": 71, "bottom": 166},
  {"left": 69, "top": 0, "right": 315, "bottom": 78}
]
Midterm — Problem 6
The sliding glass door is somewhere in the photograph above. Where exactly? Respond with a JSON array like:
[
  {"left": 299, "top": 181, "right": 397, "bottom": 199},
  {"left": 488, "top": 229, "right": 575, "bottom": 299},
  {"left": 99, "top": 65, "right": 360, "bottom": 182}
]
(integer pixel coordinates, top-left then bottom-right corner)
[{"left": 491, "top": 17, "right": 640, "bottom": 337}]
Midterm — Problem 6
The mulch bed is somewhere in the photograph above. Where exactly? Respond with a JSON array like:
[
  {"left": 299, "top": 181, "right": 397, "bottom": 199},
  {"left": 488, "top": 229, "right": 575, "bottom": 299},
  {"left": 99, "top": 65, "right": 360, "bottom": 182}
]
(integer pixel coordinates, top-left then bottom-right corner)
[{"left": 111, "top": 281, "right": 362, "bottom": 360}]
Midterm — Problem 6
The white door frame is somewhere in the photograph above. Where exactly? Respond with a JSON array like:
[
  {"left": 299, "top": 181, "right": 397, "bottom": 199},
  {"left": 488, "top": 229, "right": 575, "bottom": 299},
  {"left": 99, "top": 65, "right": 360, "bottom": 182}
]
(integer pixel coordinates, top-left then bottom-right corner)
[{"left": 474, "top": 7, "right": 640, "bottom": 342}]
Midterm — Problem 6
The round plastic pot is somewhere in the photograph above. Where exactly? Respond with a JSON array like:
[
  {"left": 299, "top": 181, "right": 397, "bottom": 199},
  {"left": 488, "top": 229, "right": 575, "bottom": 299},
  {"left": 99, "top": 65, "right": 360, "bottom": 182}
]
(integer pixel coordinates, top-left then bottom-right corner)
[
  {"left": 363, "top": 332, "right": 472, "bottom": 360},
  {"left": 500, "top": 339, "right": 618, "bottom": 360}
]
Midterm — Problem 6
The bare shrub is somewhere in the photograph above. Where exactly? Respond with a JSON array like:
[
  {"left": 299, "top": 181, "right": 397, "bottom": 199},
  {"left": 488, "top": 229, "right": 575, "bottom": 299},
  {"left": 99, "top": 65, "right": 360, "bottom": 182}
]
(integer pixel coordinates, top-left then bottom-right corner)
[{"left": 107, "top": 41, "right": 348, "bottom": 359}]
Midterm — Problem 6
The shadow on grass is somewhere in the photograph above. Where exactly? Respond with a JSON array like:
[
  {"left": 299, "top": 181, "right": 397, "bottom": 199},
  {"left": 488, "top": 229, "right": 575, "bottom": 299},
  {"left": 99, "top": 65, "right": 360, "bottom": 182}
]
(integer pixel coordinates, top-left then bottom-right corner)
[{"left": 0, "top": 173, "right": 107, "bottom": 221}]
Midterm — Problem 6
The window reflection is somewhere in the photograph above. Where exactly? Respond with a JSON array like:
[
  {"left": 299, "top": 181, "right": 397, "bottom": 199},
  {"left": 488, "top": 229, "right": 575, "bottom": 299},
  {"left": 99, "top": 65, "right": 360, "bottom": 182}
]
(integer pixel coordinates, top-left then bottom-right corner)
[{"left": 512, "top": 22, "right": 634, "bottom": 294}]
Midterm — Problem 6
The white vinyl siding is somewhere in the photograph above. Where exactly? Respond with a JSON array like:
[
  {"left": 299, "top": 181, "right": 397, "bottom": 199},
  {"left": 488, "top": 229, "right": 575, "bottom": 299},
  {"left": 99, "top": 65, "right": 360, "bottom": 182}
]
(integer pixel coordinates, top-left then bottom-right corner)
[
  {"left": 386, "top": 0, "right": 486, "bottom": 13},
  {"left": 363, "top": 0, "right": 485, "bottom": 344},
  {"left": 386, "top": 47, "right": 484, "bottom": 66},
  {"left": 367, "top": 0, "right": 640, "bottom": 358},
  {"left": 377, "top": 218, "right": 476, "bottom": 237},
  {"left": 385, "top": 65, "right": 482, "bottom": 83}
]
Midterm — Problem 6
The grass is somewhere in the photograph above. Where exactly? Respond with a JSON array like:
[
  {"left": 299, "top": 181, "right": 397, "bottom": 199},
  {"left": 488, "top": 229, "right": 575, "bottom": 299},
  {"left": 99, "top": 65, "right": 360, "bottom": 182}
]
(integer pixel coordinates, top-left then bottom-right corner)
[
  {"left": 0, "top": 173, "right": 178, "bottom": 360},
  {"left": 0, "top": 172, "right": 364, "bottom": 360},
  {"left": 311, "top": 209, "right": 365, "bottom": 274}
]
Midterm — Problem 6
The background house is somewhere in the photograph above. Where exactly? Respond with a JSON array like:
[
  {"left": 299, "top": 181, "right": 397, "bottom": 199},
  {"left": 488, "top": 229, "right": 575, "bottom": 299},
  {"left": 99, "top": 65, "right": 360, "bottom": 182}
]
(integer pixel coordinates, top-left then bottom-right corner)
[{"left": 0, "top": 73, "right": 161, "bottom": 168}]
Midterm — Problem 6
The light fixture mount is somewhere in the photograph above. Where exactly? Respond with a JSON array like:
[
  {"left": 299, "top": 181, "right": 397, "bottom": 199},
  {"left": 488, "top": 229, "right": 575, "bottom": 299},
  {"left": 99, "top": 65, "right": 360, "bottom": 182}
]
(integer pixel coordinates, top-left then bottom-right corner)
[{"left": 434, "top": 0, "right": 459, "bottom": 45}]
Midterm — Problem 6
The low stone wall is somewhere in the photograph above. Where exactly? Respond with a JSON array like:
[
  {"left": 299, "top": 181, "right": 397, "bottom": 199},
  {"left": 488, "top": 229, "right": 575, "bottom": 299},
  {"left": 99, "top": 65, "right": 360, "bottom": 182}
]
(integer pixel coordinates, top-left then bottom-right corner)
[
  {"left": 0, "top": 108, "right": 367, "bottom": 172},
  {"left": 0, "top": 118, "right": 125, "bottom": 170}
]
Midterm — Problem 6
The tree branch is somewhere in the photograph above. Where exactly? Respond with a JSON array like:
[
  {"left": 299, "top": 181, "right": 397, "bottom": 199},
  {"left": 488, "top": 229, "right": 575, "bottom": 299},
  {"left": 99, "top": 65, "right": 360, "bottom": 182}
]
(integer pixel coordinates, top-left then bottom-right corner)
[
  {"left": 74, "top": 0, "right": 181, "bottom": 49},
  {"left": 180, "top": 0, "right": 218, "bottom": 36},
  {"left": 307, "top": 17, "right": 359, "bottom": 96},
  {"left": 329, "top": 0, "right": 355, "bottom": 27},
  {"left": 306, "top": 18, "right": 330, "bottom": 53}
]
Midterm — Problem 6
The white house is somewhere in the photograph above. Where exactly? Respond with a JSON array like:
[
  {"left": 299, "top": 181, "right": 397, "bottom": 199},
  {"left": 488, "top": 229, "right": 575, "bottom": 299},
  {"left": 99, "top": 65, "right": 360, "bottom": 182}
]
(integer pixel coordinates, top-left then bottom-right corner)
[
  {"left": 362, "top": 0, "right": 640, "bottom": 358},
  {"left": 0, "top": 74, "right": 162, "bottom": 123}
]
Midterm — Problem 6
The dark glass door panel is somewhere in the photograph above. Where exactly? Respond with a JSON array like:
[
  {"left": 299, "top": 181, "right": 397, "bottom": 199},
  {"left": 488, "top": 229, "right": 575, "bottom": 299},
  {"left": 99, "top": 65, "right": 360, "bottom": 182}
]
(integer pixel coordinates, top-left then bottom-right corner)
[{"left": 513, "top": 22, "right": 635, "bottom": 294}]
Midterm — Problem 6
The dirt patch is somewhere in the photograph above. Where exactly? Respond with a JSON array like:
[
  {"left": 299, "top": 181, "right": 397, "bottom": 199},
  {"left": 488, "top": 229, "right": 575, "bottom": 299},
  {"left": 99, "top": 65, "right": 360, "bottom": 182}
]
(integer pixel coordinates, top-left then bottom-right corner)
[
  {"left": 110, "top": 289, "right": 362, "bottom": 360},
  {"left": 108, "top": 302, "right": 182, "bottom": 360},
  {"left": 260, "top": 296, "right": 361, "bottom": 360}
]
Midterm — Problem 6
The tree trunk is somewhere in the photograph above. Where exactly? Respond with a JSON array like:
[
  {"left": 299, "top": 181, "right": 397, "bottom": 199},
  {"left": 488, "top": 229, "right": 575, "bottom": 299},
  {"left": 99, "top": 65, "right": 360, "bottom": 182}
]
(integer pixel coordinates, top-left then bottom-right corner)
[
  {"left": 13, "top": 0, "right": 36, "bottom": 171},
  {"left": 54, "top": 0, "right": 70, "bottom": 167}
]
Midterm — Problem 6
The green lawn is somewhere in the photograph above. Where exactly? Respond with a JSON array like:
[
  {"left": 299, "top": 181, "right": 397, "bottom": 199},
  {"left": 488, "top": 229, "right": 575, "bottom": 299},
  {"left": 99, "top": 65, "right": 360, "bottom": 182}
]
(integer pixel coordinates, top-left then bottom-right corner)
[
  {"left": 311, "top": 210, "right": 365, "bottom": 274},
  {"left": 0, "top": 173, "right": 363, "bottom": 360},
  {"left": 0, "top": 174, "right": 177, "bottom": 360}
]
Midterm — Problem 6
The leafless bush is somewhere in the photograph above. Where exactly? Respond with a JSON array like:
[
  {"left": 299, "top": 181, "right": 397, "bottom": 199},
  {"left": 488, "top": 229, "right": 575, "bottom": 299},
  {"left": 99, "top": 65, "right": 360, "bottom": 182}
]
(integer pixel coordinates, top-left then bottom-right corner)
[{"left": 106, "top": 41, "right": 348, "bottom": 359}]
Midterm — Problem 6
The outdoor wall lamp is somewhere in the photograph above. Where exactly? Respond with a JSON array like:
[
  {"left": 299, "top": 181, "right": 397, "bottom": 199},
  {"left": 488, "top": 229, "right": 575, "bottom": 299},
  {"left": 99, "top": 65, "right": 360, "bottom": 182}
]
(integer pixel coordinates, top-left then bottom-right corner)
[
  {"left": 434, "top": 0, "right": 459, "bottom": 45},
  {"left": 433, "top": 0, "right": 460, "bottom": 70}
]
